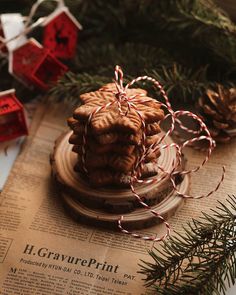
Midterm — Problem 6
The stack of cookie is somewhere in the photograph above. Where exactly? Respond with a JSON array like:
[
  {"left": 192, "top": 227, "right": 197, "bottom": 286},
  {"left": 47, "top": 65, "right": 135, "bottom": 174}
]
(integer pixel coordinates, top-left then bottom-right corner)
[{"left": 67, "top": 83, "right": 164, "bottom": 187}]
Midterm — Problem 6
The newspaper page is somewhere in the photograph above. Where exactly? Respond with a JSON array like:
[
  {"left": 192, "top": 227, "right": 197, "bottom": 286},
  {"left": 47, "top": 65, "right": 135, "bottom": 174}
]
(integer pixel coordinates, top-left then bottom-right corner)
[{"left": 0, "top": 103, "right": 235, "bottom": 295}]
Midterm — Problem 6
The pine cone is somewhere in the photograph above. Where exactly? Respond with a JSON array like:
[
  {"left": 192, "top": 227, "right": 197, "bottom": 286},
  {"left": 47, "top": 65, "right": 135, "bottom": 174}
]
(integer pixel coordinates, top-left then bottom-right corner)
[{"left": 198, "top": 85, "right": 236, "bottom": 143}]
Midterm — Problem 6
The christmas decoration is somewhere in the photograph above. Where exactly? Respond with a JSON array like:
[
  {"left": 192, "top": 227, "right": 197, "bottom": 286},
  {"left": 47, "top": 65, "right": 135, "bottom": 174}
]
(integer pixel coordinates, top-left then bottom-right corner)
[
  {"left": 139, "top": 195, "right": 236, "bottom": 295},
  {"left": 0, "top": 89, "right": 28, "bottom": 142},
  {"left": 9, "top": 38, "right": 68, "bottom": 90},
  {"left": 0, "top": 0, "right": 77, "bottom": 91},
  {"left": 42, "top": 6, "right": 82, "bottom": 59},
  {"left": 0, "top": 13, "right": 27, "bottom": 54},
  {"left": 198, "top": 85, "right": 236, "bottom": 143}
]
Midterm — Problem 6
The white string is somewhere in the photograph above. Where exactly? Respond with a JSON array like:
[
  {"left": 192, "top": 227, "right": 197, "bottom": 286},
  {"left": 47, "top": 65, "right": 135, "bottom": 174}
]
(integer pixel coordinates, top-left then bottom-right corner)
[{"left": 25, "top": 0, "right": 65, "bottom": 27}]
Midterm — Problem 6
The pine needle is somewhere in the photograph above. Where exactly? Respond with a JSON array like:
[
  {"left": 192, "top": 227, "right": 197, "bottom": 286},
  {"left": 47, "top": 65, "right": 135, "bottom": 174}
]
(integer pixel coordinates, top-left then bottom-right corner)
[{"left": 139, "top": 195, "right": 236, "bottom": 295}]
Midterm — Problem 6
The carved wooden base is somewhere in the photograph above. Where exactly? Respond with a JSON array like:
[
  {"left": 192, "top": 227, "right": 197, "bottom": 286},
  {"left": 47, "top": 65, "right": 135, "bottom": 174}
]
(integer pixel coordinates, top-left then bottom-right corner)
[{"left": 51, "top": 131, "right": 190, "bottom": 229}]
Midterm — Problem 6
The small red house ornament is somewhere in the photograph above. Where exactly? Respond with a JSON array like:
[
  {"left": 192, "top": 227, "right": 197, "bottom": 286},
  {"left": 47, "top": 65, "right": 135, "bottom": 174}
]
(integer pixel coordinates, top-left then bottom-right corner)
[
  {"left": 42, "top": 6, "right": 82, "bottom": 59},
  {"left": 0, "top": 89, "right": 28, "bottom": 142},
  {"left": 9, "top": 38, "right": 68, "bottom": 90}
]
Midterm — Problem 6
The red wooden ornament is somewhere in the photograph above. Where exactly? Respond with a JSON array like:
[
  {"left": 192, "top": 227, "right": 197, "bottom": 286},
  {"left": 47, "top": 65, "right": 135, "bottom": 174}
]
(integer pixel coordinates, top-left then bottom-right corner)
[
  {"left": 42, "top": 7, "right": 82, "bottom": 59},
  {"left": 9, "top": 38, "right": 68, "bottom": 91},
  {"left": 0, "top": 89, "right": 28, "bottom": 142}
]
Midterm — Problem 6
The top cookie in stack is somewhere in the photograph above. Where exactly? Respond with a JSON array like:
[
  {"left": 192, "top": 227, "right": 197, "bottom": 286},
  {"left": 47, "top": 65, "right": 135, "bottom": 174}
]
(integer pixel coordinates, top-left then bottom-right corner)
[{"left": 67, "top": 83, "right": 164, "bottom": 187}]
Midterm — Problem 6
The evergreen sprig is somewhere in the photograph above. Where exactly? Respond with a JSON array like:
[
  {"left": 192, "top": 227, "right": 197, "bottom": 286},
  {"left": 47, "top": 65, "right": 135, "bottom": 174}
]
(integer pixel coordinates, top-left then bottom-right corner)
[
  {"left": 139, "top": 196, "right": 236, "bottom": 295},
  {"left": 48, "top": 72, "right": 110, "bottom": 104},
  {"left": 49, "top": 63, "right": 214, "bottom": 104},
  {"left": 152, "top": 0, "right": 236, "bottom": 67},
  {"left": 145, "top": 64, "right": 212, "bottom": 102}
]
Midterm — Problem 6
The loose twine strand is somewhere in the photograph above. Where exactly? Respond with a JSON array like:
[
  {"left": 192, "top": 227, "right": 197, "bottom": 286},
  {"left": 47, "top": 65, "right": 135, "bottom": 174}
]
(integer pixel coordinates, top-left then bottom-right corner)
[{"left": 81, "top": 67, "right": 225, "bottom": 242}]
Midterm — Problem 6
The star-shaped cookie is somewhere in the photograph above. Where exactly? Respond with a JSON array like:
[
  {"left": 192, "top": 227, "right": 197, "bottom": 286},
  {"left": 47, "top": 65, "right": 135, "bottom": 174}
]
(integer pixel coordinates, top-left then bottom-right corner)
[
  {"left": 73, "top": 83, "right": 164, "bottom": 134},
  {"left": 75, "top": 147, "right": 160, "bottom": 173},
  {"left": 68, "top": 117, "right": 161, "bottom": 137}
]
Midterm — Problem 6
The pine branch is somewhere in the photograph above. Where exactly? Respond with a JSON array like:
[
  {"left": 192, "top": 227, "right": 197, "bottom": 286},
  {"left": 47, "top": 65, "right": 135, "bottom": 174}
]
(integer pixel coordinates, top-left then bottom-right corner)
[
  {"left": 144, "top": 64, "right": 213, "bottom": 103},
  {"left": 48, "top": 72, "right": 110, "bottom": 104},
  {"left": 73, "top": 41, "right": 173, "bottom": 76},
  {"left": 149, "top": 0, "right": 236, "bottom": 68},
  {"left": 62, "top": 0, "right": 236, "bottom": 71},
  {"left": 155, "top": 0, "right": 236, "bottom": 35},
  {"left": 139, "top": 196, "right": 236, "bottom": 295},
  {"left": 49, "top": 62, "right": 216, "bottom": 104}
]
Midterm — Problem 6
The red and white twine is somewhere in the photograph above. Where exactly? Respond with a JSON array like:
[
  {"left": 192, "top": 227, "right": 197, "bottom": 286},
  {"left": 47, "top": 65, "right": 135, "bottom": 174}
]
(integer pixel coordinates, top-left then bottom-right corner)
[{"left": 81, "top": 65, "right": 225, "bottom": 242}]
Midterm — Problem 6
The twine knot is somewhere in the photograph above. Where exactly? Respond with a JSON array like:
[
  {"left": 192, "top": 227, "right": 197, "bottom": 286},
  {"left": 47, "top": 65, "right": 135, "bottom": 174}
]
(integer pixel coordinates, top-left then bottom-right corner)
[{"left": 114, "top": 65, "right": 132, "bottom": 115}]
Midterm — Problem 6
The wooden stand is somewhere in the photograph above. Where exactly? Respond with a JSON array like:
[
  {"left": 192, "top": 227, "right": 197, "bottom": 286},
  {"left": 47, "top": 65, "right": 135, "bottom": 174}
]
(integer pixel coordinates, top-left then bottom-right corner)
[{"left": 51, "top": 131, "right": 190, "bottom": 229}]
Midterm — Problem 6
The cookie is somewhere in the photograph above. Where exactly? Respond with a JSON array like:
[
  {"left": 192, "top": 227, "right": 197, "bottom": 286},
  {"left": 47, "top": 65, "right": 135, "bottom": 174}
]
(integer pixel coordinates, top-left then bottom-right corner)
[
  {"left": 72, "top": 144, "right": 160, "bottom": 162},
  {"left": 77, "top": 152, "right": 137, "bottom": 173},
  {"left": 72, "top": 142, "right": 135, "bottom": 155},
  {"left": 69, "top": 132, "right": 160, "bottom": 147},
  {"left": 95, "top": 131, "right": 142, "bottom": 145},
  {"left": 69, "top": 133, "right": 142, "bottom": 145},
  {"left": 67, "top": 117, "right": 85, "bottom": 134},
  {"left": 74, "top": 160, "right": 159, "bottom": 187},
  {"left": 74, "top": 86, "right": 141, "bottom": 121},
  {"left": 67, "top": 121, "right": 143, "bottom": 145},
  {"left": 145, "top": 134, "right": 160, "bottom": 147},
  {"left": 73, "top": 83, "right": 164, "bottom": 134},
  {"left": 68, "top": 117, "right": 161, "bottom": 137},
  {"left": 75, "top": 147, "right": 160, "bottom": 173},
  {"left": 146, "top": 122, "right": 161, "bottom": 135}
]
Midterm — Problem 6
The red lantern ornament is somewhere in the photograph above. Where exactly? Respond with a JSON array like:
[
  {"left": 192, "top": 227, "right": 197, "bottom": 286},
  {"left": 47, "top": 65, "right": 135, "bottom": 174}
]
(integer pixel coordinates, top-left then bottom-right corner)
[
  {"left": 0, "top": 13, "right": 27, "bottom": 54},
  {"left": 42, "top": 6, "right": 82, "bottom": 59},
  {"left": 0, "top": 89, "right": 28, "bottom": 142},
  {"left": 9, "top": 38, "right": 68, "bottom": 90}
]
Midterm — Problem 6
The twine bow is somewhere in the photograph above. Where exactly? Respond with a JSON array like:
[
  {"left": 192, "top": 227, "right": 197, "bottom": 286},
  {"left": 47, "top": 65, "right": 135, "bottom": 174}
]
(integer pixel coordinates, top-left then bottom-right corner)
[{"left": 81, "top": 65, "right": 225, "bottom": 242}]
